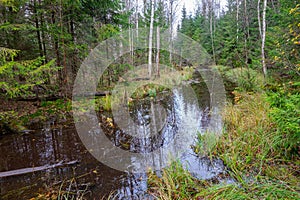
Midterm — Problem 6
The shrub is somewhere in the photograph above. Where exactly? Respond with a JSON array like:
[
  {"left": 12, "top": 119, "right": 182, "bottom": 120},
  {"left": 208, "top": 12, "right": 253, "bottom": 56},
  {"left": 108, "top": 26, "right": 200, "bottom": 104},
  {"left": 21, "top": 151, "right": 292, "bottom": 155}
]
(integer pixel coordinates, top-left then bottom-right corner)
[{"left": 267, "top": 83, "right": 300, "bottom": 156}]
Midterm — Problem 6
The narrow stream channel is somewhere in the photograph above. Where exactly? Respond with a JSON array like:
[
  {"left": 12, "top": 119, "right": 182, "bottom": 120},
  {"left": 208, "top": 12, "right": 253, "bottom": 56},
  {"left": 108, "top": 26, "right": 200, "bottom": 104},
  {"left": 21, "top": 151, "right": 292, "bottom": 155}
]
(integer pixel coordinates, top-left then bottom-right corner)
[{"left": 0, "top": 74, "right": 228, "bottom": 199}]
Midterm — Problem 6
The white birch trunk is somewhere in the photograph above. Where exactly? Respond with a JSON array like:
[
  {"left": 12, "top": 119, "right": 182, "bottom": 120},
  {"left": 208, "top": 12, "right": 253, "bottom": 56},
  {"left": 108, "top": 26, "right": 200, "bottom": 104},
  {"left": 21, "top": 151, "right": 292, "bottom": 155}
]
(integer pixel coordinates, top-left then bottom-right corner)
[
  {"left": 169, "top": 0, "right": 174, "bottom": 64},
  {"left": 262, "top": 0, "right": 267, "bottom": 78},
  {"left": 136, "top": 0, "right": 139, "bottom": 38},
  {"left": 209, "top": 0, "right": 216, "bottom": 63},
  {"left": 156, "top": 26, "right": 160, "bottom": 77},
  {"left": 257, "top": 0, "right": 262, "bottom": 37},
  {"left": 148, "top": 0, "right": 155, "bottom": 78},
  {"left": 258, "top": 0, "right": 267, "bottom": 78}
]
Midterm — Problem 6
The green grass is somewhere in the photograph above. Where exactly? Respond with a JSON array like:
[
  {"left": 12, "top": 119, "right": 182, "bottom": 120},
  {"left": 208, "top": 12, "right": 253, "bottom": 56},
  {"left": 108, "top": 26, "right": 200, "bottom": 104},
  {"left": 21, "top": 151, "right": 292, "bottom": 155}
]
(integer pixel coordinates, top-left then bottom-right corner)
[
  {"left": 148, "top": 161, "right": 203, "bottom": 200},
  {"left": 147, "top": 91, "right": 300, "bottom": 199},
  {"left": 95, "top": 95, "right": 112, "bottom": 111}
]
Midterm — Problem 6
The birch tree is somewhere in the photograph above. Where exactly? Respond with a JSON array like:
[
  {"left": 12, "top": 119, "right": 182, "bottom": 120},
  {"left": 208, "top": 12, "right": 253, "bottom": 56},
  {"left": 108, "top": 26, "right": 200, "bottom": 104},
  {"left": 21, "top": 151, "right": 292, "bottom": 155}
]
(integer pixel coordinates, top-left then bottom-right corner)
[
  {"left": 208, "top": 0, "right": 216, "bottom": 62},
  {"left": 148, "top": 0, "right": 155, "bottom": 78},
  {"left": 135, "top": 0, "right": 139, "bottom": 37},
  {"left": 258, "top": 0, "right": 268, "bottom": 78},
  {"left": 261, "top": 0, "right": 267, "bottom": 78},
  {"left": 156, "top": 25, "right": 160, "bottom": 76},
  {"left": 168, "top": 0, "right": 178, "bottom": 64}
]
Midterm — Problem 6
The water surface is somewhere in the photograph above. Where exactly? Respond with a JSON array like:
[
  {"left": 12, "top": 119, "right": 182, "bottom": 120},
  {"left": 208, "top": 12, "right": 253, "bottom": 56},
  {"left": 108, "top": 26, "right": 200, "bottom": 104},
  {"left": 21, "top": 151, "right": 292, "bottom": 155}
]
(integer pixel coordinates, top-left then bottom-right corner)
[{"left": 0, "top": 76, "right": 226, "bottom": 199}]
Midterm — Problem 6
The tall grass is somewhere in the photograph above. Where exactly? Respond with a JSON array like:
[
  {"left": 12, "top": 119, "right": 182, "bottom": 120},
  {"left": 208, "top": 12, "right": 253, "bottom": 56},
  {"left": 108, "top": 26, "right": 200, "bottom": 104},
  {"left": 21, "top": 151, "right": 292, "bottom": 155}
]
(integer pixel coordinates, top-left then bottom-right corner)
[
  {"left": 215, "top": 93, "right": 275, "bottom": 179},
  {"left": 148, "top": 161, "right": 203, "bottom": 200}
]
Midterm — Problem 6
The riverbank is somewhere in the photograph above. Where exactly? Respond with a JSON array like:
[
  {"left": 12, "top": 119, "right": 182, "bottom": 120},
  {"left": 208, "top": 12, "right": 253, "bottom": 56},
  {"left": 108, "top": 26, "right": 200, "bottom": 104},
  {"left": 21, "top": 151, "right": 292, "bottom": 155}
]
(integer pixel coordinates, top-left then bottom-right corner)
[
  {"left": 0, "top": 98, "right": 73, "bottom": 134},
  {"left": 147, "top": 88, "right": 300, "bottom": 199}
]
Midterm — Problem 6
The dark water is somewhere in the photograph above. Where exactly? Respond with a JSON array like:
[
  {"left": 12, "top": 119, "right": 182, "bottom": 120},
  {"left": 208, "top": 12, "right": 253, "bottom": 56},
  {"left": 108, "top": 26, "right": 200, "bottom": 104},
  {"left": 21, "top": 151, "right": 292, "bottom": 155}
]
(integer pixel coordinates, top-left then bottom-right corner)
[{"left": 0, "top": 76, "right": 229, "bottom": 199}]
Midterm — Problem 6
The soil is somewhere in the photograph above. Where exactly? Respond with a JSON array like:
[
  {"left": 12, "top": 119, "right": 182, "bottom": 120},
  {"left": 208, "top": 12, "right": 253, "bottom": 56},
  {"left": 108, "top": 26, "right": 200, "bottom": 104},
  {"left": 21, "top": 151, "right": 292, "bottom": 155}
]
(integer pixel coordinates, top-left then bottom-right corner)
[{"left": 0, "top": 98, "right": 39, "bottom": 117}]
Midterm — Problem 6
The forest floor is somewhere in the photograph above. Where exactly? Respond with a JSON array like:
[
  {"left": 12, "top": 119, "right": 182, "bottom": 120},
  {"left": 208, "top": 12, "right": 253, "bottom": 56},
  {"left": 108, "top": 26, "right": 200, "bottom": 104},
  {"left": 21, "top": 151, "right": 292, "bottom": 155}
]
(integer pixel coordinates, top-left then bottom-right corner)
[
  {"left": 0, "top": 98, "right": 72, "bottom": 134},
  {"left": 0, "top": 99, "right": 39, "bottom": 115}
]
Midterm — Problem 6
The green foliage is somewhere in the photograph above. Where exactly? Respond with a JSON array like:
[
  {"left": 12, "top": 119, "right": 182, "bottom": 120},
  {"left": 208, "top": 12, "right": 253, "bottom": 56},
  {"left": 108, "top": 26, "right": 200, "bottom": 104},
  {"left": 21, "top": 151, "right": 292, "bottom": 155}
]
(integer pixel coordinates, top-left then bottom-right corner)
[
  {"left": 0, "top": 47, "right": 19, "bottom": 64},
  {"left": 0, "top": 0, "right": 20, "bottom": 11},
  {"left": 0, "top": 22, "right": 35, "bottom": 32},
  {"left": 130, "top": 84, "right": 169, "bottom": 99},
  {"left": 95, "top": 95, "right": 112, "bottom": 111},
  {"left": 40, "top": 99, "right": 72, "bottom": 111},
  {"left": 19, "top": 99, "right": 72, "bottom": 126},
  {"left": 0, "top": 111, "right": 23, "bottom": 134},
  {"left": 139, "top": 0, "right": 168, "bottom": 28},
  {"left": 225, "top": 68, "right": 264, "bottom": 92},
  {"left": 148, "top": 160, "right": 300, "bottom": 200},
  {"left": 0, "top": 0, "right": 131, "bottom": 97},
  {"left": 0, "top": 48, "right": 61, "bottom": 98},
  {"left": 193, "top": 131, "right": 219, "bottom": 156},
  {"left": 148, "top": 160, "right": 201, "bottom": 199},
  {"left": 267, "top": 83, "right": 300, "bottom": 156},
  {"left": 267, "top": 3, "right": 300, "bottom": 77},
  {"left": 97, "top": 24, "right": 120, "bottom": 42},
  {"left": 214, "top": 65, "right": 264, "bottom": 92},
  {"left": 148, "top": 88, "right": 157, "bottom": 97}
]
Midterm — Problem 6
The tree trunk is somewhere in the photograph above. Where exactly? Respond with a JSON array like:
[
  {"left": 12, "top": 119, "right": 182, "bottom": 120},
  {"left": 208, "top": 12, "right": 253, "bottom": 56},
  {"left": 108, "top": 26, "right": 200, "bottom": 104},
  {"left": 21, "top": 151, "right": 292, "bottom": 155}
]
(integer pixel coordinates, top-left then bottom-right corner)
[
  {"left": 258, "top": 0, "right": 267, "bottom": 78},
  {"left": 148, "top": 0, "right": 155, "bottom": 78},
  {"left": 257, "top": 0, "right": 262, "bottom": 37},
  {"left": 38, "top": 0, "right": 47, "bottom": 63},
  {"left": 136, "top": 0, "right": 139, "bottom": 38},
  {"left": 244, "top": 0, "right": 249, "bottom": 67},
  {"left": 169, "top": 0, "right": 174, "bottom": 64},
  {"left": 33, "top": 0, "right": 43, "bottom": 58},
  {"left": 209, "top": 0, "right": 216, "bottom": 63},
  {"left": 40, "top": 16, "right": 47, "bottom": 63},
  {"left": 202, "top": 0, "right": 207, "bottom": 17},
  {"left": 156, "top": 26, "right": 160, "bottom": 77},
  {"left": 51, "top": 11, "right": 60, "bottom": 68},
  {"left": 262, "top": 0, "right": 267, "bottom": 78},
  {"left": 236, "top": 0, "right": 240, "bottom": 42}
]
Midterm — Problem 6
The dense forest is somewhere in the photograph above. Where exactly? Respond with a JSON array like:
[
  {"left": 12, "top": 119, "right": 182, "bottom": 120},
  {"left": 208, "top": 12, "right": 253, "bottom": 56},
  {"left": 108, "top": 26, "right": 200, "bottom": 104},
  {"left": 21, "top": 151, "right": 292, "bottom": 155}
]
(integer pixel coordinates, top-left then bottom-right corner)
[
  {"left": 1, "top": 0, "right": 298, "bottom": 98},
  {"left": 0, "top": 0, "right": 299, "bottom": 199}
]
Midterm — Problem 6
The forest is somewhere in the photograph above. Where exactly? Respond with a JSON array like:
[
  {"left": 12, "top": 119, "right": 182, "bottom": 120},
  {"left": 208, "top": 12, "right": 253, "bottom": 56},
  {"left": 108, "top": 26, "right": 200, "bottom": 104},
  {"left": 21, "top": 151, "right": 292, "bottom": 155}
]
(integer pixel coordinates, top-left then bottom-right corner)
[{"left": 0, "top": 0, "right": 299, "bottom": 199}]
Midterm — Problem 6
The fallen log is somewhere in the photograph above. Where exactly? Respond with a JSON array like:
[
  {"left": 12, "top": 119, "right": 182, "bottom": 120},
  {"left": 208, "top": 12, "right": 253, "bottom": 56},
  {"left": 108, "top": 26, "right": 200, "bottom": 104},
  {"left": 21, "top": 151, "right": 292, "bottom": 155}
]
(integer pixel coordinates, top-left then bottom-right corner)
[
  {"left": 0, "top": 160, "right": 78, "bottom": 178},
  {"left": 15, "top": 95, "right": 63, "bottom": 102},
  {"left": 14, "top": 91, "right": 111, "bottom": 101},
  {"left": 131, "top": 77, "right": 150, "bottom": 81},
  {"left": 73, "top": 91, "right": 111, "bottom": 97}
]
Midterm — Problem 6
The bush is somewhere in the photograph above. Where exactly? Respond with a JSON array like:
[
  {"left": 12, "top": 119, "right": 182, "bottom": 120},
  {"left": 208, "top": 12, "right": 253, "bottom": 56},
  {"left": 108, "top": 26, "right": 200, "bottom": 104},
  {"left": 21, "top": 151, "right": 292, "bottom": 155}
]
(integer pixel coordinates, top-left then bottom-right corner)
[
  {"left": 267, "top": 83, "right": 300, "bottom": 156},
  {"left": 213, "top": 65, "right": 264, "bottom": 92},
  {"left": 225, "top": 68, "right": 264, "bottom": 92}
]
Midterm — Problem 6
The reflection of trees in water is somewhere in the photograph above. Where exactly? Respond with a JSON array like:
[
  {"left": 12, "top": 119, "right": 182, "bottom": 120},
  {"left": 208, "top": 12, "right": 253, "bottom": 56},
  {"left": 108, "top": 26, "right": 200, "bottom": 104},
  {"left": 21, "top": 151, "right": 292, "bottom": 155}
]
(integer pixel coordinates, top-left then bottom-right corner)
[
  {"left": 99, "top": 83, "right": 211, "bottom": 154},
  {"left": 111, "top": 172, "right": 149, "bottom": 199},
  {"left": 99, "top": 95, "right": 178, "bottom": 153},
  {"left": 0, "top": 127, "right": 104, "bottom": 198},
  {"left": 0, "top": 128, "right": 80, "bottom": 172}
]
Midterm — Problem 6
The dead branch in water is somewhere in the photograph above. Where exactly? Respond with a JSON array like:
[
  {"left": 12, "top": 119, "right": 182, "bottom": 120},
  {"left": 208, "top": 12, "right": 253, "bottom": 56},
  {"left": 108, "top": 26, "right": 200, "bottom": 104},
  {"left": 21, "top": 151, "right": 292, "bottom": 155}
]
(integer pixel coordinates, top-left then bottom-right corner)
[{"left": 0, "top": 160, "right": 78, "bottom": 178}]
